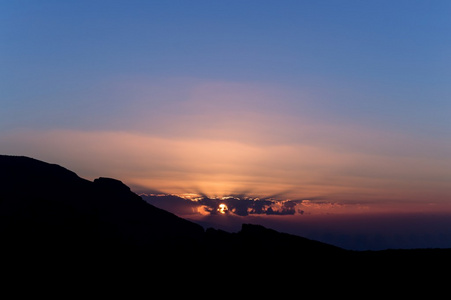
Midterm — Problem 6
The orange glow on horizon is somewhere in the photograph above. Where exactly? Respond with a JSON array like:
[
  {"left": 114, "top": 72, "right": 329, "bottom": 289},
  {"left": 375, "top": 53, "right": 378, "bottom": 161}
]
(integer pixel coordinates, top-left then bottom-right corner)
[{"left": 4, "top": 122, "right": 451, "bottom": 214}]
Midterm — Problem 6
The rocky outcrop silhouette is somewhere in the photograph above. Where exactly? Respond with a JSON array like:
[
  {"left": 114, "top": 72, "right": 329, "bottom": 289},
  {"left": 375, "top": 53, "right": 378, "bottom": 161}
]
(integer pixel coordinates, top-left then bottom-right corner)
[{"left": 0, "top": 155, "right": 204, "bottom": 257}]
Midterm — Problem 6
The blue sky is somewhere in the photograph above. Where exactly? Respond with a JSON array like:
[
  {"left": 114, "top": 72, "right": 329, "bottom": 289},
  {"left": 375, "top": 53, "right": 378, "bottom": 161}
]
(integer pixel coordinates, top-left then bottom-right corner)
[
  {"left": 1, "top": 1, "right": 450, "bottom": 215},
  {"left": 2, "top": 1, "right": 450, "bottom": 132}
]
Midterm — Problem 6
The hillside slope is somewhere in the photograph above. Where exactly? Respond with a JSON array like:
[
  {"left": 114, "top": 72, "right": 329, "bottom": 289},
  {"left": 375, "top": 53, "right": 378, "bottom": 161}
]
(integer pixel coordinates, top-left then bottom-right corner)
[{"left": 1, "top": 155, "right": 450, "bottom": 272}]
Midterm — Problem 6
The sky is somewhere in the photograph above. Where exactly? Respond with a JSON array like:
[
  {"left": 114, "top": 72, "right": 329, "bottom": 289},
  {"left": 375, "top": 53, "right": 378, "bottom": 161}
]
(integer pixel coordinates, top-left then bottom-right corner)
[{"left": 1, "top": 1, "right": 451, "bottom": 250}]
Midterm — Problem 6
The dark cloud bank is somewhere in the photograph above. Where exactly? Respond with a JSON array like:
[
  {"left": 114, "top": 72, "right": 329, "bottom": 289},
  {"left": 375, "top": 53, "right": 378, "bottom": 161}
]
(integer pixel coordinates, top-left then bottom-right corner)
[{"left": 140, "top": 194, "right": 303, "bottom": 217}]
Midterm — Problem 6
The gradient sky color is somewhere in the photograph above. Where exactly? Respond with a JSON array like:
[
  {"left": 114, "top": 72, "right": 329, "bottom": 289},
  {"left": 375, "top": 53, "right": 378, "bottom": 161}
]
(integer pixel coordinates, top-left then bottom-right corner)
[{"left": 1, "top": 1, "right": 451, "bottom": 249}]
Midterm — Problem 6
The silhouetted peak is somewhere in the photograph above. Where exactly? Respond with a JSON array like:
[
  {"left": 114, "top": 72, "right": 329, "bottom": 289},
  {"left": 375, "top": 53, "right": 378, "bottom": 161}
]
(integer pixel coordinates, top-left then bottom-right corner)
[
  {"left": 237, "top": 223, "right": 345, "bottom": 253},
  {"left": 0, "top": 155, "right": 79, "bottom": 181},
  {"left": 240, "top": 223, "right": 273, "bottom": 235},
  {"left": 93, "top": 177, "right": 131, "bottom": 194},
  {"left": 0, "top": 155, "right": 88, "bottom": 198}
]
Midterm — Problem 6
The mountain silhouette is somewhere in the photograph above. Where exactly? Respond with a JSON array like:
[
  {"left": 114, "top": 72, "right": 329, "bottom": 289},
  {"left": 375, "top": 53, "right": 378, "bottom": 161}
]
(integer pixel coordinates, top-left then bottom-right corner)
[
  {"left": 0, "top": 155, "right": 205, "bottom": 254},
  {"left": 1, "top": 155, "right": 450, "bottom": 275}
]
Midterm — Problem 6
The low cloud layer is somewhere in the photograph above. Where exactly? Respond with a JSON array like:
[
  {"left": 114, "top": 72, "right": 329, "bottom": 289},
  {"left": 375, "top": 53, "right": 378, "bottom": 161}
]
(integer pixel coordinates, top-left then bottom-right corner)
[
  {"left": 198, "top": 196, "right": 299, "bottom": 216},
  {"left": 140, "top": 193, "right": 374, "bottom": 218},
  {"left": 142, "top": 193, "right": 301, "bottom": 217}
]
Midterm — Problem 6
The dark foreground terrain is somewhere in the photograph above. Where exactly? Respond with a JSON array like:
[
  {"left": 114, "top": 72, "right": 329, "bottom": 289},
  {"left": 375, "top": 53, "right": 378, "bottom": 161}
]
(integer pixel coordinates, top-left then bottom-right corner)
[{"left": 1, "top": 155, "right": 450, "bottom": 279}]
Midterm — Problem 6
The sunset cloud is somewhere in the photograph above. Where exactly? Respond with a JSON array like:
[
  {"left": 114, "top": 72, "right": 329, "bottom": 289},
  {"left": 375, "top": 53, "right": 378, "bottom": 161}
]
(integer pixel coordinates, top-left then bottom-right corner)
[
  {"left": 2, "top": 127, "right": 450, "bottom": 208},
  {"left": 2, "top": 79, "right": 450, "bottom": 208}
]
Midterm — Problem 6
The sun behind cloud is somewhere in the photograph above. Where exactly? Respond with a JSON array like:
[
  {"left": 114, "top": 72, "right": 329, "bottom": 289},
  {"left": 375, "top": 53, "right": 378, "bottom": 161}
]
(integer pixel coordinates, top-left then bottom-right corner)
[{"left": 218, "top": 203, "right": 228, "bottom": 214}]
